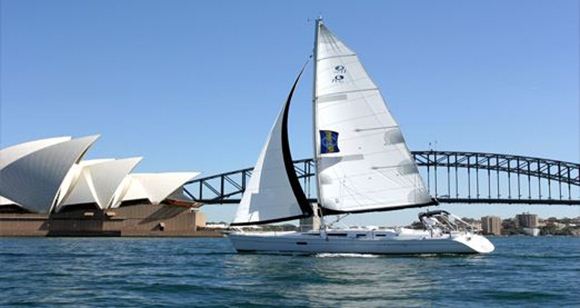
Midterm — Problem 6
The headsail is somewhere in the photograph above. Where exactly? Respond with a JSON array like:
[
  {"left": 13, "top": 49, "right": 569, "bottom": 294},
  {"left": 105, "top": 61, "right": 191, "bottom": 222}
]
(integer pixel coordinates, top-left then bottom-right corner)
[
  {"left": 232, "top": 67, "right": 313, "bottom": 226},
  {"left": 313, "top": 20, "right": 433, "bottom": 214}
]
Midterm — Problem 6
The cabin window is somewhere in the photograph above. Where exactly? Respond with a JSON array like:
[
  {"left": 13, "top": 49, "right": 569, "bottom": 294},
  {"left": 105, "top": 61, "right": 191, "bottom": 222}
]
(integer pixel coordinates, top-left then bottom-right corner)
[
  {"left": 375, "top": 234, "right": 386, "bottom": 237},
  {"left": 356, "top": 234, "right": 366, "bottom": 238},
  {"left": 328, "top": 233, "right": 347, "bottom": 237},
  {"left": 296, "top": 242, "right": 308, "bottom": 245}
]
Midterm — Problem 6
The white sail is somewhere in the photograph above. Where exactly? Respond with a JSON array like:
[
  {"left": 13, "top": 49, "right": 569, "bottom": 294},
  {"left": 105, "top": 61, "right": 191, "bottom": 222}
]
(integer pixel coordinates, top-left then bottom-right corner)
[
  {"left": 232, "top": 69, "right": 312, "bottom": 225},
  {"left": 314, "top": 22, "right": 432, "bottom": 214}
]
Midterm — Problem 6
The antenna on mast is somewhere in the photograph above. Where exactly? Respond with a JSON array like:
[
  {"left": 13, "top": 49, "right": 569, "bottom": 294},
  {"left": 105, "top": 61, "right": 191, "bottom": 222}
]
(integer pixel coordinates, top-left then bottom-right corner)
[
  {"left": 307, "top": 15, "right": 324, "bottom": 24},
  {"left": 315, "top": 15, "right": 323, "bottom": 27}
]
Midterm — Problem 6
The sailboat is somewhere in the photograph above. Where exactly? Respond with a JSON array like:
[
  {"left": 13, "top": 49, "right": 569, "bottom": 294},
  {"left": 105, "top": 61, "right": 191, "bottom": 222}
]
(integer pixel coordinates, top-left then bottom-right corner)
[{"left": 228, "top": 19, "right": 494, "bottom": 254}]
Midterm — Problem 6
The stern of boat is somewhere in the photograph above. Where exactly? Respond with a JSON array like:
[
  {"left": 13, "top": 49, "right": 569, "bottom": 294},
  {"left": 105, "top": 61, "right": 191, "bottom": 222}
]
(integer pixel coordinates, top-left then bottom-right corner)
[{"left": 452, "top": 233, "right": 495, "bottom": 254}]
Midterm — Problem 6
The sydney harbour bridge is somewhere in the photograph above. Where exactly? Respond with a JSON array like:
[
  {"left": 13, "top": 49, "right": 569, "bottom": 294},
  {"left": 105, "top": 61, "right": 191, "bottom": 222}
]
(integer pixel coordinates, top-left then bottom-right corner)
[{"left": 184, "top": 150, "right": 580, "bottom": 207}]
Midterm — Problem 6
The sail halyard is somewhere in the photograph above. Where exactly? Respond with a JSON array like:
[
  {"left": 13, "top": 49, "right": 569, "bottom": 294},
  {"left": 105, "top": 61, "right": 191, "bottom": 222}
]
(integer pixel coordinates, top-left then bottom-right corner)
[
  {"left": 231, "top": 66, "right": 312, "bottom": 226},
  {"left": 314, "top": 22, "right": 433, "bottom": 215}
]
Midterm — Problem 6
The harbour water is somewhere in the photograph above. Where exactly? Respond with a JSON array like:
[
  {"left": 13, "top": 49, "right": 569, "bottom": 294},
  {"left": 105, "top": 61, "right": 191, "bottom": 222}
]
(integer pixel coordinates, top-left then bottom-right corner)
[{"left": 1, "top": 236, "right": 578, "bottom": 307}]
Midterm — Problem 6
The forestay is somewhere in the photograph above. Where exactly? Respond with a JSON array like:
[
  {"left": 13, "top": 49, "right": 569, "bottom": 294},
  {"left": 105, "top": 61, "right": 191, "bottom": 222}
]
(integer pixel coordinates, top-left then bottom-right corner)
[
  {"left": 314, "top": 22, "right": 432, "bottom": 214},
  {"left": 232, "top": 68, "right": 313, "bottom": 226}
]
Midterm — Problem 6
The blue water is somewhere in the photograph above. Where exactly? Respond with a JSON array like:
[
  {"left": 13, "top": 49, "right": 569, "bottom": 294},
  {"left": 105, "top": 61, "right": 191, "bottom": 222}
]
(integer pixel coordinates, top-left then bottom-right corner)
[{"left": 0, "top": 237, "right": 578, "bottom": 307}]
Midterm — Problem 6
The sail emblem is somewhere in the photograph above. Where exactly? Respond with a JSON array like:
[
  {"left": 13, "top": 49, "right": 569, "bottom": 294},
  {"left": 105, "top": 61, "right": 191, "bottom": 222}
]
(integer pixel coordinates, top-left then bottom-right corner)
[
  {"left": 320, "top": 130, "right": 340, "bottom": 154},
  {"left": 332, "top": 65, "right": 347, "bottom": 83}
]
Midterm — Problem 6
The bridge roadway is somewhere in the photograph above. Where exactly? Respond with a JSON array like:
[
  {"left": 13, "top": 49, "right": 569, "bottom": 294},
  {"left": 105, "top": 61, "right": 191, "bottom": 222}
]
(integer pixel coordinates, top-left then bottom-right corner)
[{"left": 184, "top": 150, "right": 580, "bottom": 206}]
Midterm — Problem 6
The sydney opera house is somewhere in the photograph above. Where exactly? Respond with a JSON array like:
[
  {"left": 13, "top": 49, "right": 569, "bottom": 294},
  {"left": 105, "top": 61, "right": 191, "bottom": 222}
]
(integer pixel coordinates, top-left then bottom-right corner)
[{"left": 0, "top": 135, "right": 212, "bottom": 236}]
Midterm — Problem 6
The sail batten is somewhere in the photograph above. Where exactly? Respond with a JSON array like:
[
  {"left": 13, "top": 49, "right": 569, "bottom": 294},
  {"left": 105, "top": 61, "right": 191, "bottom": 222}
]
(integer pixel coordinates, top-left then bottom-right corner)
[
  {"left": 317, "top": 88, "right": 379, "bottom": 100},
  {"left": 314, "top": 21, "right": 431, "bottom": 214},
  {"left": 318, "top": 54, "right": 357, "bottom": 61}
]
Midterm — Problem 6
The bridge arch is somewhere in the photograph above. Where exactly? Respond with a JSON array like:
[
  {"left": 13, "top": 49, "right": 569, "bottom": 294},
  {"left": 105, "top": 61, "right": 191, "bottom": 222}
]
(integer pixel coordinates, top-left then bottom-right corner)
[{"left": 184, "top": 151, "right": 580, "bottom": 206}]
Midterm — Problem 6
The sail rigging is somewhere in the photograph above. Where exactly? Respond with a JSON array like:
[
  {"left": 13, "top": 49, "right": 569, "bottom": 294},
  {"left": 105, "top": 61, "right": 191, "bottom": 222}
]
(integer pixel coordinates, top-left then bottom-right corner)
[
  {"left": 231, "top": 66, "right": 313, "bottom": 226},
  {"left": 227, "top": 20, "right": 494, "bottom": 257},
  {"left": 313, "top": 20, "right": 434, "bottom": 214}
]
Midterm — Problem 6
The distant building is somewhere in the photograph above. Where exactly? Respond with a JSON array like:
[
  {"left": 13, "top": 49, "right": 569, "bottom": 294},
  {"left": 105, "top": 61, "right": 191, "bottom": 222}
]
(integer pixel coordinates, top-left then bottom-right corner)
[
  {"left": 481, "top": 216, "right": 502, "bottom": 235},
  {"left": 516, "top": 213, "right": 540, "bottom": 236},
  {"left": 461, "top": 217, "right": 482, "bottom": 232},
  {"left": 516, "top": 212, "right": 539, "bottom": 228},
  {"left": 522, "top": 227, "right": 540, "bottom": 236},
  {"left": 471, "top": 221, "right": 482, "bottom": 232},
  {"left": 546, "top": 221, "right": 566, "bottom": 230}
]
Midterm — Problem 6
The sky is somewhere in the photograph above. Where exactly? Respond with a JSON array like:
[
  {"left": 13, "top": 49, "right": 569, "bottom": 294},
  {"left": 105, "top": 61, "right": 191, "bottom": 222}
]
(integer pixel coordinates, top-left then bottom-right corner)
[{"left": 1, "top": 0, "right": 579, "bottom": 225}]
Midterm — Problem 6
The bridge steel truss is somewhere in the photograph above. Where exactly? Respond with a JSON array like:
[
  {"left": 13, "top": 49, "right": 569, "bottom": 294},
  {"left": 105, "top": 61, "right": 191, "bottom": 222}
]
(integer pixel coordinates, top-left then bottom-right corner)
[{"left": 184, "top": 151, "right": 580, "bottom": 206}]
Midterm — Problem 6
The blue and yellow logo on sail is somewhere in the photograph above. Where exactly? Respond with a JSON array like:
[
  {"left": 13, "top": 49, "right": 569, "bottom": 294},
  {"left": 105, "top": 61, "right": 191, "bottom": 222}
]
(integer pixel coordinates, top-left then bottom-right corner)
[{"left": 320, "top": 130, "right": 340, "bottom": 154}]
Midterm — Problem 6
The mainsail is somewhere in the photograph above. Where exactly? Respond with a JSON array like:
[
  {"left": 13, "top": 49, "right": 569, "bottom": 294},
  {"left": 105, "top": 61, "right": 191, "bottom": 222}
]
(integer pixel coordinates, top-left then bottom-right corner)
[
  {"left": 232, "top": 67, "right": 313, "bottom": 226},
  {"left": 313, "top": 20, "right": 433, "bottom": 214}
]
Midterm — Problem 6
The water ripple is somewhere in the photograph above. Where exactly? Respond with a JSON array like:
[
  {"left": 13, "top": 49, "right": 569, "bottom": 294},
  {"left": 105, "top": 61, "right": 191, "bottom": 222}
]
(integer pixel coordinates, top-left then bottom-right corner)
[{"left": 0, "top": 237, "right": 579, "bottom": 306}]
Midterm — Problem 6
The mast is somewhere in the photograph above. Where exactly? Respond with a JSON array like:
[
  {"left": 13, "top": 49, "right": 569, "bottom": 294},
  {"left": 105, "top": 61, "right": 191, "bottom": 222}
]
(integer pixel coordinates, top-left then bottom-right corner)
[{"left": 312, "top": 17, "right": 325, "bottom": 228}]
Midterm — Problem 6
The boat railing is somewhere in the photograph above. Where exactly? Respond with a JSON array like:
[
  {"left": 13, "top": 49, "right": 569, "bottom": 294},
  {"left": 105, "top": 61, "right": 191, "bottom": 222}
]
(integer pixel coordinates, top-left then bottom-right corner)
[{"left": 420, "top": 210, "right": 477, "bottom": 235}]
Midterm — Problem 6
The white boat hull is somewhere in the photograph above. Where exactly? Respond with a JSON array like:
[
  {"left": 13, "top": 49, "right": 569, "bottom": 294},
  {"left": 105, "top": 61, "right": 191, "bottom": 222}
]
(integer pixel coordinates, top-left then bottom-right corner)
[{"left": 229, "top": 229, "right": 495, "bottom": 255}]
